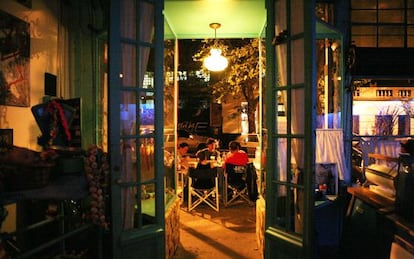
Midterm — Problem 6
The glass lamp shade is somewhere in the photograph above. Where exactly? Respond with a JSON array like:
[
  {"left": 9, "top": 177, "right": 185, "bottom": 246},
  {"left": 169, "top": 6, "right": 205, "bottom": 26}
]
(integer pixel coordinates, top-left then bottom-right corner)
[{"left": 204, "top": 48, "right": 228, "bottom": 71}]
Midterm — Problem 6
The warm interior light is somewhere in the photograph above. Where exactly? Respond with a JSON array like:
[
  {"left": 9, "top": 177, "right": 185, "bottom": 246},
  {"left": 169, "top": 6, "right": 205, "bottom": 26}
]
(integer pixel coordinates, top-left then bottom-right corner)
[
  {"left": 204, "top": 22, "right": 228, "bottom": 72},
  {"left": 204, "top": 48, "right": 228, "bottom": 71},
  {"left": 331, "top": 40, "right": 339, "bottom": 51}
]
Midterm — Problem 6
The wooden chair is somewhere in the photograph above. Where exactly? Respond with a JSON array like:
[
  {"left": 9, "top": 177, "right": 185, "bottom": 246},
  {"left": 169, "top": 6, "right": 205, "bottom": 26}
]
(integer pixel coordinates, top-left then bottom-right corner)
[{"left": 188, "top": 167, "right": 219, "bottom": 212}]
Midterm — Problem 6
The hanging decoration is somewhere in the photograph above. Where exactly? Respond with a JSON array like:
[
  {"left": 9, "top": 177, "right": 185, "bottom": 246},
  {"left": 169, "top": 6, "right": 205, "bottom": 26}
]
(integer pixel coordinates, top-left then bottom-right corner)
[
  {"left": 83, "top": 145, "right": 110, "bottom": 229},
  {"left": 32, "top": 99, "right": 75, "bottom": 149}
]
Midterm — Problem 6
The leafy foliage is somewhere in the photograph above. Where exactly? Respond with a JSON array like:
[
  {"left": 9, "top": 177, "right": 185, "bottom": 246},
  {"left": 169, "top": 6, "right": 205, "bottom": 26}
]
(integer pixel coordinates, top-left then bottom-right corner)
[
  {"left": 376, "top": 106, "right": 400, "bottom": 136},
  {"left": 193, "top": 38, "right": 265, "bottom": 133}
]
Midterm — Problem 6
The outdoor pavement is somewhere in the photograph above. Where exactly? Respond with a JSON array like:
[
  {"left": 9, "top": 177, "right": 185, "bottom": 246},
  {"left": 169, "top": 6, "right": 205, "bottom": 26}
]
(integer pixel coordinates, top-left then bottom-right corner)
[{"left": 172, "top": 201, "right": 262, "bottom": 259}]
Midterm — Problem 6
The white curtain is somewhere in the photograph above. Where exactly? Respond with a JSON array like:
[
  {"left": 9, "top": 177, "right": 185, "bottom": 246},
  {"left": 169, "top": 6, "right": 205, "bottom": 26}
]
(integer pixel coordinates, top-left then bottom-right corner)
[
  {"left": 275, "top": 2, "right": 305, "bottom": 234},
  {"left": 316, "top": 129, "right": 350, "bottom": 183},
  {"left": 276, "top": 42, "right": 288, "bottom": 193}
]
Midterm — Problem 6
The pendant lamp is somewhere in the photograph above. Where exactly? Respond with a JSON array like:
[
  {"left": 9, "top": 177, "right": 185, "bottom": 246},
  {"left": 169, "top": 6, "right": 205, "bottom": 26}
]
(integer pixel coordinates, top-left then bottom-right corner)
[{"left": 204, "top": 23, "right": 228, "bottom": 72}]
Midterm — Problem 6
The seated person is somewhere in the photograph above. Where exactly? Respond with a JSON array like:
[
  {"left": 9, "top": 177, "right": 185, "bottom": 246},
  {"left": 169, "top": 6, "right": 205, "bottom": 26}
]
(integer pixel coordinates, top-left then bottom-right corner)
[
  {"left": 223, "top": 141, "right": 249, "bottom": 188},
  {"left": 195, "top": 138, "right": 220, "bottom": 169},
  {"left": 176, "top": 142, "right": 190, "bottom": 170}
]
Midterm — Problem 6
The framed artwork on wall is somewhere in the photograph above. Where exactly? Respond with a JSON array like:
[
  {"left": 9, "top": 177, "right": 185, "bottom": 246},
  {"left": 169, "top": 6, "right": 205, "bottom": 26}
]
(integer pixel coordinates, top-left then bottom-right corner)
[{"left": 0, "top": 10, "right": 30, "bottom": 107}]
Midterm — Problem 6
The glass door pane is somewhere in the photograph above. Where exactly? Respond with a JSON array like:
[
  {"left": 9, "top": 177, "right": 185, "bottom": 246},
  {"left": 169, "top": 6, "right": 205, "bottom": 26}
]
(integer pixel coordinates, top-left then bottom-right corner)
[{"left": 109, "top": 0, "right": 165, "bottom": 257}]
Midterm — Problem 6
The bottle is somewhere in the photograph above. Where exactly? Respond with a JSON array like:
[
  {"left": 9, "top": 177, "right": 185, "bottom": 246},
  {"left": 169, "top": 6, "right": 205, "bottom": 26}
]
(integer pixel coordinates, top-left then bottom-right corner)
[{"left": 319, "top": 184, "right": 327, "bottom": 195}]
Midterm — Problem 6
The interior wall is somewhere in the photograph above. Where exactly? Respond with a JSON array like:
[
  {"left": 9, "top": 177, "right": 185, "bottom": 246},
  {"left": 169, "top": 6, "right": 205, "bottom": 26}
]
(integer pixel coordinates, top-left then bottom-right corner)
[{"left": 0, "top": 0, "right": 59, "bottom": 150}]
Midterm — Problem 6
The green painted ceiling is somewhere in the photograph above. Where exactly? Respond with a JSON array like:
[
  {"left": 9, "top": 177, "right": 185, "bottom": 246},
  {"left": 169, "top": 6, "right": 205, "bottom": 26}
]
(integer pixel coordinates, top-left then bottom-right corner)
[{"left": 164, "top": 0, "right": 266, "bottom": 39}]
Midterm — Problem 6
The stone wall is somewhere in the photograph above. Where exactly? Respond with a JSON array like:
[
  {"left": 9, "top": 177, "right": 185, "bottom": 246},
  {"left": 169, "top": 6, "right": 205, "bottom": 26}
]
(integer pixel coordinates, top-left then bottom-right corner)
[
  {"left": 165, "top": 198, "right": 181, "bottom": 259},
  {"left": 256, "top": 196, "right": 265, "bottom": 257}
]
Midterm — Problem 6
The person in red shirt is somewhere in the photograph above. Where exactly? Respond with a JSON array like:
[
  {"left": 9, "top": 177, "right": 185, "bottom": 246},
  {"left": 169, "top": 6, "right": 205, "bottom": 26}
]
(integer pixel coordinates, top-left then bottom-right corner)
[
  {"left": 223, "top": 141, "right": 249, "bottom": 167},
  {"left": 223, "top": 141, "right": 249, "bottom": 191}
]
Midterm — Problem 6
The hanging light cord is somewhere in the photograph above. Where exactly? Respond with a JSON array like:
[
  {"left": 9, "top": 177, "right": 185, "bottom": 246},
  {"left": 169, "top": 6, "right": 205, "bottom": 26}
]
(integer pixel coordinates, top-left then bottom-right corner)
[
  {"left": 210, "top": 22, "right": 221, "bottom": 47},
  {"left": 204, "top": 22, "right": 228, "bottom": 71}
]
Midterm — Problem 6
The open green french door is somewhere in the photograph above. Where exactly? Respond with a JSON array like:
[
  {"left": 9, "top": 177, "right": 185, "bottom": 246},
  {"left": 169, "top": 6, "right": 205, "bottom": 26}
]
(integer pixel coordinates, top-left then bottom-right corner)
[
  {"left": 108, "top": 0, "right": 165, "bottom": 258},
  {"left": 264, "top": 0, "right": 316, "bottom": 258}
]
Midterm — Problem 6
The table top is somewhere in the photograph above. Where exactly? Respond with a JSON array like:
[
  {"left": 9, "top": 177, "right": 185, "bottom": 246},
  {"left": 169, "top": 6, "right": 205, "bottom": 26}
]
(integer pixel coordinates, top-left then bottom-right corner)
[{"left": 347, "top": 186, "right": 394, "bottom": 209}]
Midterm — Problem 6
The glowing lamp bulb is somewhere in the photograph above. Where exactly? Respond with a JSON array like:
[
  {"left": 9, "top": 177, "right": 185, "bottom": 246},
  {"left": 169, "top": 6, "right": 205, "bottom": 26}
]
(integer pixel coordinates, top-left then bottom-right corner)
[{"left": 204, "top": 48, "right": 228, "bottom": 71}]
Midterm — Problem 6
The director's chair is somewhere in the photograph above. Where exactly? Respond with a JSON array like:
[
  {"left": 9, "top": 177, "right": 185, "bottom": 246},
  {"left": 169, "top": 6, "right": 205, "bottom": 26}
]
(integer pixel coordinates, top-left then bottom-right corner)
[
  {"left": 224, "top": 163, "right": 253, "bottom": 207},
  {"left": 188, "top": 167, "right": 219, "bottom": 212}
]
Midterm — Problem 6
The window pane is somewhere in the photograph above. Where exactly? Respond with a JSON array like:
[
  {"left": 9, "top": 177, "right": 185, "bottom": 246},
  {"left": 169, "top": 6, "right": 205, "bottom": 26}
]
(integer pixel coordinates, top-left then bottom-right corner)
[
  {"left": 291, "top": 39, "right": 304, "bottom": 85},
  {"left": 120, "top": 184, "right": 158, "bottom": 230},
  {"left": 379, "top": 36, "right": 404, "bottom": 47},
  {"left": 352, "top": 26, "right": 377, "bottom": 35},
  {"left": 121, "top": 0, "right": 136, "bottom": 38},
  {"left": 139, "top": 92, "right": 155, "bottom": 126},
  {"left": 292, "top": 185, "right": 304, "bottom": 235},
  {"left": 352, "top": 37, "right": 377, "bottom": 47},
  {"left": 408, "top": 26, "right": 414, "bottom": 47},
  {"left": 351, "top": 0, "right": 377, "bottom": 9},
  {"left": 164, "top": 40, "right": 175, "bottom": 130},
  {"left": 272, "top": 183, "right": 296, "bottom": 232},
  {"left": 121, "top": 44, "right": 137, "bottom": 87},
  {"left": 291, "top": 138, "right": 304, "bottom": 169},
  {"left": 352, "top": 26, "right": 377, "bottom": 47},
  {"left": 122, "top": 186, "right": 137, "bottom": 230},
  {"left": 120, "top": 94, "right": 154, "bottom": 136},
  {"left": 291, "top": 0, "right": 304, "bottom": 35},
  {"left": 276, "top": 44, "right": 287, "bottom": 88},
  {"left": 138, "top": 46, "right": 152, "bottom": 88},
  {"left": 140, "top": 137, "right": 155, "bottom": 181},
  {"left": 140, "top": 183, "right": 156, "bottom": 224},
  {"left": 331, "top": 40, "right": 342, "bottom": 129},
  {"left": 316, "top": 39, "right": 325, "bottom": 128},
  {"left": 275, "top": 0, "right": 287, "bottom": 38},
  {"left": 351, "top": 10, "right": 377, "bottom": 23},
  {"left": 291, "top": 89, "right": 305, "bottom": 135},
  {"left": 408, "top": 10, "right": 414, "bottom": 23},
  {"left": 379, "top": 10, "right": 404, "bottom": 23},
  {"left": 378, "top": 26, "right": 404, "bottom": 36},
  {"left": 277, "top": 90, "right": 287, "bottom": 133},
  {"left": 277, "top": 137, "right": 288, "bottom": 184},
  {"left": 379, "top": 0, "right": 404, "bottom": 9},
  {"left": 138, "top": 2, "right": 154, "bottom": 43},
  {"left": 120, "top": 92, "right": 136, "bottom": 135},
  {"left": 315, "top": 38, "right": 342, "bottom": 129},
  {"left": 379, "top": 26, "right": 404, "bottom": 47}
]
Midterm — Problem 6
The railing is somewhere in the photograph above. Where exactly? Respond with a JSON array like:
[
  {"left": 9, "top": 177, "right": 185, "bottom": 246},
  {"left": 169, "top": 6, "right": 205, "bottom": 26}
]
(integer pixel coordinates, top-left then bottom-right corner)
[{"left": 353, "top": 87, "right": 412, "bottom": 101}]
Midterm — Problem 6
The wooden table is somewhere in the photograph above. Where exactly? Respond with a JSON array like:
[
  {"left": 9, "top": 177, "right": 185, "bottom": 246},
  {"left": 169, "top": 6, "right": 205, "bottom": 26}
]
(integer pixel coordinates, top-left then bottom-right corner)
[
  {"left": 346, "top": 186, "right": 394, "bottom": 216},
  {"left": 345, "top": 186, "right": 414, "bottom": 258}
]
